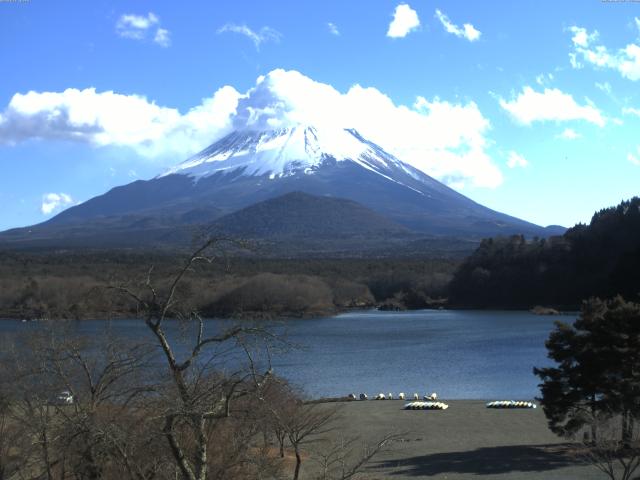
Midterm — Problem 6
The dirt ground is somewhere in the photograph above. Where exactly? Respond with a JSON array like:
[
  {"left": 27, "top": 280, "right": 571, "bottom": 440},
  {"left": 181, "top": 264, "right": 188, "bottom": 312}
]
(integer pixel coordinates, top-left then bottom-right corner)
[{"left": 305, "top": 400, "right": 608, "bottom": 480}]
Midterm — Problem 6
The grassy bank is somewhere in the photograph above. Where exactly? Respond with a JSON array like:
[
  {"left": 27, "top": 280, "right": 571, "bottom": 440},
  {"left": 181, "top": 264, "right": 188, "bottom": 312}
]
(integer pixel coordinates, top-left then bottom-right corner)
[{"left": 305, "top": 399, "right": 604, "bottom": 479}]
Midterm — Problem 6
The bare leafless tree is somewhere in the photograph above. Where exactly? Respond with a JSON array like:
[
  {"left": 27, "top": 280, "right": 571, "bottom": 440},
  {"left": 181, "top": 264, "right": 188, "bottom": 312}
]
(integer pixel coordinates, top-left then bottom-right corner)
[
  {"left": 110, "top": 238, "right": 278, "bottom": 480},
  {"left": 1, "top": 335, "right": 63, "bottom": 480},
  {"left": 0, "top": 391, "right": 27, "bottom": 480},
  {"left": 0, "top": 237, "right": 398, "bottom": 480},
  {"left": 310, "top": 433, "right": 401, "bottom": 480},
  {"left": 576, "top": 414, "right": 640, "bottom": 480},
  {"left": 269, "top": 396, "right": 338, "bottom": 480},
  {"left": 3, "top": 324, "right": 170, "bottom": 480}
]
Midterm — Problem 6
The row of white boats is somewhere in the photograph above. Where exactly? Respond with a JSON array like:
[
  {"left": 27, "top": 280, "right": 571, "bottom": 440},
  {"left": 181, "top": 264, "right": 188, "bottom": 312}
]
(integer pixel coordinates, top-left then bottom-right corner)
[
  {"left": 345, "top": 392, "right": 537, "bottom": 411},
  {"left": 348, "top": 392, "right": 438, "bottom": 401},
  {"left": 404, "top": 400, "right": 538, "bottom": 411},
  {"left": 404, "top": 401, "right": 449, "bottom": 410},
  {"left": 485, "top": 400, "right": 537, "bottom": 409}
]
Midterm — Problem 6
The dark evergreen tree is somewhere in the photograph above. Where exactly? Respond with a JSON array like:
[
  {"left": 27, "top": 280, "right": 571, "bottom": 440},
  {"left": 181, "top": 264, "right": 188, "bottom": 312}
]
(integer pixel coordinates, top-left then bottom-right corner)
[{"left": 534, "top": 296, "right": 640, "bottom": 443}]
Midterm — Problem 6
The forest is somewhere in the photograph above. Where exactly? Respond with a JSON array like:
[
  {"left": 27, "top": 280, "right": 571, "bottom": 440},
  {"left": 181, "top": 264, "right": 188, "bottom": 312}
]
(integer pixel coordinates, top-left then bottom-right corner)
[
  {"left": 0, "top": 252, "right": 456, "bottom": 320},
  {"left": 449, "top": 197, "right": 640, "bottom": 309}
]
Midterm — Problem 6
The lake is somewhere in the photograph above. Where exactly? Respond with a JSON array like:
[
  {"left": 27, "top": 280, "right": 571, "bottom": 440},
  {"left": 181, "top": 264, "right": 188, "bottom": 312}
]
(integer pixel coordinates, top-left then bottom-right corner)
[{"left": 0, "top": 309, "right": 573, "bottom": 400}]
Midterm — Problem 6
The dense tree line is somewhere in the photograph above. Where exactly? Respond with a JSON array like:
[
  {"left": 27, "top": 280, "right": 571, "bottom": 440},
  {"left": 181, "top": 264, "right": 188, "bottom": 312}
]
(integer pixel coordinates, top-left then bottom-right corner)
[
  {"left": 0, "top": 253, "right": 456, "bottom": 320},
  {"left": 449, "top": 197, "right": 640, "bottom": 309}
]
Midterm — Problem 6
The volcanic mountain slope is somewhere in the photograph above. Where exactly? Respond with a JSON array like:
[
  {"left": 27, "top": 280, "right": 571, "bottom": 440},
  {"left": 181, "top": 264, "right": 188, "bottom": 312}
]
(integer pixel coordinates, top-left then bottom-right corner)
[
  {"left": 208, "top": 191, "right": 424, "bottom": 256},
  {"left": 211, "top": 191, "right": 410, "bottom": 238},
  {"left": 0, "top": 125, "right": 563, "bottom": 251}
]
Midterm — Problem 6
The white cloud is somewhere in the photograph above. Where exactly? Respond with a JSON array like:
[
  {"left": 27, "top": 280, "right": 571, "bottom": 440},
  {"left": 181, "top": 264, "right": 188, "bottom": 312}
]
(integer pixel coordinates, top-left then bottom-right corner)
[
  {"left": 116, "top": 12, "right": 170, "bottom": 47},
  {"left": 116, "top": 13, "right": 158, "bottom": 39},
  {"left": 535, "top": 73, "right": 554, "bottom": 86},
  {"left": 569, "top": 52, "right": 582, "bottom": 69},
  {"left": 435, "top": 9, "right": 481, "bottom": 42},
  {"left": 41, "top": 192, "right": 73, "bottom": 215},
  {"left": 628, "top": 147, "right": 640, "bottom": 166},
  {"left": 498, "top": 86, "right": 605, "bottom": 126},
  {"left": 506, "top": 151, "right": 528, "bottom": 169},
  {"left": 387, "top": 4, "right": 420, "bottom": 38},
  {"left": 557, "top": 128, "right": 581, "bottom": 140},
  {"left": 623, "top": 106, "right": 640, "bottom": 116},
  {"left": 217, "top": 24, "right": 281, "bottom": 50},
  {"left": 568, "top": 26, "right": 598, "bottom": 48},
  {"left": 0, "top": 70, "right": 502, "bottom": 189},
  {"left": 154, "top": 28, "right": 171, "bottom": 47},
  {"left": 327, "top": 22, "right": 340, "bottom": 36},
  {"left": 568, "top": 25, "right": 640, "bottom": 81},
  {"left": 595, "top": 81, "right": 612, "bottom": 94},
  {"left": 231, "top": 69, "right": 500, "bottom": 188},
  {"left": 0, "top": 86, "right": 241, "bottom": 158}
]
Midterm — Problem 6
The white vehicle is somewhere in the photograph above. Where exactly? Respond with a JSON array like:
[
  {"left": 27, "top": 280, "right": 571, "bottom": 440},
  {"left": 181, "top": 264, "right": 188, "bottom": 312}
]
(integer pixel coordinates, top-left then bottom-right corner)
[{"left": 54, "top": 391, "right": 74, "bottom": 405}]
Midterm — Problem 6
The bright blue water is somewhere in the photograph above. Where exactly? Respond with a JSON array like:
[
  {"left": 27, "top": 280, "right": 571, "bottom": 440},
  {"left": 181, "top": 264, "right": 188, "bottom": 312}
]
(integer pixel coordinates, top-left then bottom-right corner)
[{"left": 0, "top": 309, "right": 574, "bottom": 400}]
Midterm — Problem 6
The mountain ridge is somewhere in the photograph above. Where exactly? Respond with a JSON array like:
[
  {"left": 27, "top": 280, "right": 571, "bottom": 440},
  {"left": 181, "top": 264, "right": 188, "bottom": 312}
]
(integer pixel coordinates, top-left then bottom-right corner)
[{"left": 0, "top": 124, "right": 565, "bottom": 253}]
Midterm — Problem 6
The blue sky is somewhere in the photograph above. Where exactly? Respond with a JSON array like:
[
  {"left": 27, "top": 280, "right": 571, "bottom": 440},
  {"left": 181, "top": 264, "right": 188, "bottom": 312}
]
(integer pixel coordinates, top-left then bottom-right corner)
[{"left": 1, "top": 0, "right": 639, "bottom": 231}]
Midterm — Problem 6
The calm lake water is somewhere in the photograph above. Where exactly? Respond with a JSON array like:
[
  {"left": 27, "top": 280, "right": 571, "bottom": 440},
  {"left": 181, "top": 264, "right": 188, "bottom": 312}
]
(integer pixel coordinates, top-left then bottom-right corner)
[{"left": 0, "top": 309, "right": 574, "bottom": 400}]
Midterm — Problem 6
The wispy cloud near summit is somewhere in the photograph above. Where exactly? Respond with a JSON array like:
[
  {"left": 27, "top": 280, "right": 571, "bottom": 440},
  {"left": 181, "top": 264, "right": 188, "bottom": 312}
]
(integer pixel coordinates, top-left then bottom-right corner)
[
  {"left": 41, "top": 192, "right": 73, "bottom": 215},
  {"left": 217, "top": 24, "right": 282, "bottom": 50},
  {"left": 435, "top": 9, "right": 481, "bottom": 42},
  {"left": 116, "top": 12, "right": 171, "bottom": 47}
]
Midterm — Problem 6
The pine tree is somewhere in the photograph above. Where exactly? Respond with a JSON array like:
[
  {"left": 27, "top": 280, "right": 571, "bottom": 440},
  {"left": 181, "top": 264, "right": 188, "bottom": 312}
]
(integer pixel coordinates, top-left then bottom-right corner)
[{"left": 534, "top": 296, "right": 640, "bottom": 443}]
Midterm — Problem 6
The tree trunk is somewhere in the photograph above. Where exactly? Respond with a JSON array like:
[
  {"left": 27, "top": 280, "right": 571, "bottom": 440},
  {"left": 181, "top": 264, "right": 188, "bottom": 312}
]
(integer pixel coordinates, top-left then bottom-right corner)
[
  {"left": 164, "top": 417, "right": 197, "bottom": 480},
  {"left": 276, "top": 430, "right": 286, "bottom": 458},
  {"left": 80, "top": 447, "right": 102, "bottom": 480},
  {"left": 622, "top": 409, "right": 631, "bottom": 447},
  {"left": 590, "top": 397, "right": 598, "bottom": 444},
  {"left": 293, "top": 446, "right": 302, "bottom": 480},
  {"left": 41, "top": 423, "right": 54, "bottom": 480},
  {"left": 194, "top": 416, "right": 208, "bottom": 480}
]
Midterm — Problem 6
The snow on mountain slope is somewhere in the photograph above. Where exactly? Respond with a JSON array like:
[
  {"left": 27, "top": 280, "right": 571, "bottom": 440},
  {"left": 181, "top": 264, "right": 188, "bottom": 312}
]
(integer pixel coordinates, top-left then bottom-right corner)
[
  {"left": 160, "top": 125, "right": 423, "bottom": 193},
  {"left": 0, "top": 122, "right": 559, "bottom": 251}
]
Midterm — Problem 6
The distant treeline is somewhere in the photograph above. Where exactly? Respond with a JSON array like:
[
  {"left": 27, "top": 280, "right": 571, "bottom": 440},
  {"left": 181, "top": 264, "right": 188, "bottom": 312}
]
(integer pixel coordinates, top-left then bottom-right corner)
[
  {"left": 6, "top": 197, "right": 638, "bottom": 318},
  {"left": 0, "top": 252, "right": 456, "bottom": 319},
  {"left": 449, "top": 197, "right": 640, "bottom": 309}
]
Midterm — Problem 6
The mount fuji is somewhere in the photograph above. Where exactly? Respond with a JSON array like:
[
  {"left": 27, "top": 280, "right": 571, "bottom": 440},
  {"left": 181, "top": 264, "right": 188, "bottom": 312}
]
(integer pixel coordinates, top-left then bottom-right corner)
[{"left": 0, "top": 124, "right": 563, "bottom": 253}]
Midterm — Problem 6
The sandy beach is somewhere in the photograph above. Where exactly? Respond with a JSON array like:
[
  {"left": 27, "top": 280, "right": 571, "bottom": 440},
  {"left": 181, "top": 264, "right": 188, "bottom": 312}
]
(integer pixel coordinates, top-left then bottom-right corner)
[{"left": 307, "top": 399, "right": 604, "bottom": 480}]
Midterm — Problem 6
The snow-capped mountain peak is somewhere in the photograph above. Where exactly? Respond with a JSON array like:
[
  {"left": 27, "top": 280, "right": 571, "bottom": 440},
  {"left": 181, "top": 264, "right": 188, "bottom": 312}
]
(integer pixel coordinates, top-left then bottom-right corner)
[
  {"left": 160, "top": 124, "right": 412, "bottom": 183},
  {"left": 2, "top": 125, "right": 553, "bottom": 250}
]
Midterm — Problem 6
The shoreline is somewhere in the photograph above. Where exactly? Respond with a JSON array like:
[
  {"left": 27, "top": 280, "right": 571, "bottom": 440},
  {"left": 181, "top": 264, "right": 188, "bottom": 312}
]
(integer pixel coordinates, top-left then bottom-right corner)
[{"left": 0, "top": 305, "right": 579, "bottom": 322}]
